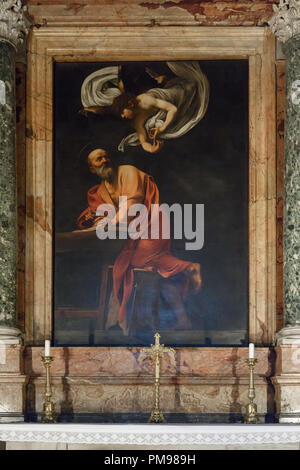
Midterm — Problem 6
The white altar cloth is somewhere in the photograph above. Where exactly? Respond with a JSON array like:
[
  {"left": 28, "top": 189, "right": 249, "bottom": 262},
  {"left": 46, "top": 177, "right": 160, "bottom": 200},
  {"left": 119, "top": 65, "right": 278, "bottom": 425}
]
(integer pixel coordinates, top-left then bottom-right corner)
[{"left": 0, "top": 423, "right": 300, "bottom": 446}]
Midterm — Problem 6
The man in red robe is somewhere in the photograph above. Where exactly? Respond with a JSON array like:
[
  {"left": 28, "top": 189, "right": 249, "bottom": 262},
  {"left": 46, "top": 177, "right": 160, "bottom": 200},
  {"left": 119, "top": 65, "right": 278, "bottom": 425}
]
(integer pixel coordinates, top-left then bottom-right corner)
[{"left": 77, "top": 148, "right": 202, "bottom": 333}]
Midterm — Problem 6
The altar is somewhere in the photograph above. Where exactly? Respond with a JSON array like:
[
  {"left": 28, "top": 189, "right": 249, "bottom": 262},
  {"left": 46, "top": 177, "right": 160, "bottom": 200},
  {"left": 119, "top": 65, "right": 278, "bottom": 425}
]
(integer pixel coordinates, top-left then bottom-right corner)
[
  {"left": 0, "top": 0, "right": 300, "bottom": 446},
  {"left": 1, "top": 423, "right": 300, "bottom": 450}
]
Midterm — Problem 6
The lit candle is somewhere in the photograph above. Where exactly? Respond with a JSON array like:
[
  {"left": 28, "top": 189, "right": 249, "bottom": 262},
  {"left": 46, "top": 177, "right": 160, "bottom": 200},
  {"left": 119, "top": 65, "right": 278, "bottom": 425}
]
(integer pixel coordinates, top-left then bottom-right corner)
[
  {"left": 249, "top": 343, "right": 255, "bottom": 359},
  {"left": 45, "top": 340, "right": 51, "bottom": 357}
]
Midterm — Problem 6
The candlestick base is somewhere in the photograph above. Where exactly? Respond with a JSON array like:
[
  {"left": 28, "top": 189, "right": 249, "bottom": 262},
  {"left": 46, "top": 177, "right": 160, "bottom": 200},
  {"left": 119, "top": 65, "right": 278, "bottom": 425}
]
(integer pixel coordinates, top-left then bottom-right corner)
[
  {"left": 42, "top": 401, "right": 57, "bottom": 423},
  {"left": 148, "top": 408, "right": 166, "bottom": 423},
  {"left": 244, "top": 402, "right": 259, "bottom": 424}
]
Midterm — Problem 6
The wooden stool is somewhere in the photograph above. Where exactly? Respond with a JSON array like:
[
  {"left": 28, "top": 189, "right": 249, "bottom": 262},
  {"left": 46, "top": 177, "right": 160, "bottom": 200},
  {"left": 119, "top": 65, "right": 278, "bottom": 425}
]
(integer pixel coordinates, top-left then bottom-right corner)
[{"left": 55, "top": 265, "right": 162, "bottom": 335}]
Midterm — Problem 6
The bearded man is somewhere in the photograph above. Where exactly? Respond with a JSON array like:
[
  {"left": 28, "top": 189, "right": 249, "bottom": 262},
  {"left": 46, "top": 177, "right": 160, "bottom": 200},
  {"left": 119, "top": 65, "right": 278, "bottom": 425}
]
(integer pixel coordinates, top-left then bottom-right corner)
[{"left": 77, "top": 148, "right": 202, "bottom": 333}]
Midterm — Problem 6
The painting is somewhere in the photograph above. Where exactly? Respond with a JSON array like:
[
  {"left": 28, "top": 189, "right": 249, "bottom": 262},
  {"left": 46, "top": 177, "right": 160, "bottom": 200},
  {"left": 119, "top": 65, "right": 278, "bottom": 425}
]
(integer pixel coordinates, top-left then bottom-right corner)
[{"left": 53, "top": 59, "right": 249, "bottom": 347}]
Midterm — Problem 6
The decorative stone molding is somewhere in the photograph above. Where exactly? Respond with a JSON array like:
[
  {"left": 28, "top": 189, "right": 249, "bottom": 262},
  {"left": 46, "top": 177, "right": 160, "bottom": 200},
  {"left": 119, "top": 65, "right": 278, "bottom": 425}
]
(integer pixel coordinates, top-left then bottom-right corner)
[
  {"left": 276, "top": 327, "right": 300, "bottom": 344},
  {"left": 0, "top": 327, "right": 22, "bottom": 344},
  {"left": 0, "top": 423, "right": 300, "bottom": 445},
  {"left": 0, "top": 0, "right": 29, "bottom": 50},
  {"left": 26, "top": 1, "right": 275, "bottom": 28},
  {"left": 269, "top": 0, "right": 300, "bottom": 43}
]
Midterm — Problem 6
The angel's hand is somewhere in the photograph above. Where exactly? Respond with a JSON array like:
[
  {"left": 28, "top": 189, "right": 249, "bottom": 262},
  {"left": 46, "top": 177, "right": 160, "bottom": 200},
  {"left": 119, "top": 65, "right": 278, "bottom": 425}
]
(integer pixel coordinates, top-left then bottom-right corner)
[{"left": 148, "top": 127, "right": 160, "bottom": 140}]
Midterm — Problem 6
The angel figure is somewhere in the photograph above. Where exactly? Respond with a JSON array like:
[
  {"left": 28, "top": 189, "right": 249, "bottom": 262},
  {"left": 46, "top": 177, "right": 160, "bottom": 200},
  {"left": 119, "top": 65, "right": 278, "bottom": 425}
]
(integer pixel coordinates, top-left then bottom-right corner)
[{"left": 80, "top": 61, "right": 209, "bottom": 154}]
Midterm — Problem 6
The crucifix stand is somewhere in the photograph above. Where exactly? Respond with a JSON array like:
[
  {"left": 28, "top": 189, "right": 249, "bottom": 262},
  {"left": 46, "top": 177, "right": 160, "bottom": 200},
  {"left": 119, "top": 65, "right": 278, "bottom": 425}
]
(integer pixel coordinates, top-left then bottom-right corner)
[{"left": 141, "top": 332, "right": 175, "bottom": 423}]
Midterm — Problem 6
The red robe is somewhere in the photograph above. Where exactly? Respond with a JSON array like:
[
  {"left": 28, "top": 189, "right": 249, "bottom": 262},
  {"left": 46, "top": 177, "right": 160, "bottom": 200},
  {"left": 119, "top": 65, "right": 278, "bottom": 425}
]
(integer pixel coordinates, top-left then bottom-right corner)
[{"left": 77, "top": 166, "right": 191, "bottom": 332}]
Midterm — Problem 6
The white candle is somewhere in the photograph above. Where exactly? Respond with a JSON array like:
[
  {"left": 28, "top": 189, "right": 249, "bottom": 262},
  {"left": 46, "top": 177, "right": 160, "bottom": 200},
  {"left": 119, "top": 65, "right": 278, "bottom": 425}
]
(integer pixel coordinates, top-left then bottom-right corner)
[
  {"left": 249, "top": 343, "right": 255, "bottom": 359},
  {"left": 45, "top": 340, "right": 51, "bottom": 357}
]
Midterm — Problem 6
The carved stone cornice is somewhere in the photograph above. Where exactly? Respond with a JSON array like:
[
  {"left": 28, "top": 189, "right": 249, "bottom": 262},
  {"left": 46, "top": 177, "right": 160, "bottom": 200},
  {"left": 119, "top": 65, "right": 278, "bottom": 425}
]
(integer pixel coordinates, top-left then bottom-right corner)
[
  {"left": 0, "top": 0, "right": 29, "bottom": 50},
  {"left": 269, "top": 0, "right": 300, "bottom": 43}
]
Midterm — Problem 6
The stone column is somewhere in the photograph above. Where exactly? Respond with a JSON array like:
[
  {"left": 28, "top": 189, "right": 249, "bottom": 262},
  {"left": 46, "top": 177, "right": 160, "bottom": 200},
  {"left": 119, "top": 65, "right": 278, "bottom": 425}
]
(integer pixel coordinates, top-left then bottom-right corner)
[
  {"left": 0, "top": 1, "right": 28, "bottom": 343},
  {"left": 269, "top": 0, "right": 300, "bottom": 422},
  {"left": 0, "top": 0, "right": 29, "bottom": 422}
]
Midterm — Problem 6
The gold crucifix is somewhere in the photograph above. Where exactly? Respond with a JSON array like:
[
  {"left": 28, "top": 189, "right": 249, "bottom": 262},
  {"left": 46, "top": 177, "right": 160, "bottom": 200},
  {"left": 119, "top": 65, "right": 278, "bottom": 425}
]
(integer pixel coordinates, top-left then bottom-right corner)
[{"left": 141, "top": 332, "right": 175, "bottom": 423}]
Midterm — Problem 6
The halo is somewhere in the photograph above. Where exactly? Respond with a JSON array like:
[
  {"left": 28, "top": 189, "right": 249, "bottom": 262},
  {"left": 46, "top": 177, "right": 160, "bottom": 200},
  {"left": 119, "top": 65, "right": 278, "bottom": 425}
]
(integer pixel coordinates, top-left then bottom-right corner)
[{"left": 78, "top": 142, "right": 104, "bottom": 161}]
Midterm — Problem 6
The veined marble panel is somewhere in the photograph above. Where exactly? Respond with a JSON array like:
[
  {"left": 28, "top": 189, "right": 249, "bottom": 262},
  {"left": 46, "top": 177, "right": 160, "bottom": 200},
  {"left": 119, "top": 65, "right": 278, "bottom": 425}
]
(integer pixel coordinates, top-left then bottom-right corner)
[
  {"left": 24, "top": 347, "right": 272, "bottom": 377},
  {"left": 26, "top": 1, "right": 275, "bottom": 27},
  {"left": 25, "top": 347, "right": 271, "bottom": 416},
  {"left": 27, "top": 378, "right": 268, "bottom": 414}
]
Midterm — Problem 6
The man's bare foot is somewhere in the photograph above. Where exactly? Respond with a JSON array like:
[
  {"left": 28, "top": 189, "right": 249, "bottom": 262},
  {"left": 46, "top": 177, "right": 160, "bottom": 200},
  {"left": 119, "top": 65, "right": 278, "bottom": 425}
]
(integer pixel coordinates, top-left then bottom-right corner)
[{"left": 185, "top": 263, "right": 202, "bottom": 293}]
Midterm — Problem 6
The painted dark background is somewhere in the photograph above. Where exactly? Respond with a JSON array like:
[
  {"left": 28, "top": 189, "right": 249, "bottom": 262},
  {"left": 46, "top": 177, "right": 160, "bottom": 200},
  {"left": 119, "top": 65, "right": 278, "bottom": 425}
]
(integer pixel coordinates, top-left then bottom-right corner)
[{"left": 53, "top": 60, "right": 249, "bottom": 346}]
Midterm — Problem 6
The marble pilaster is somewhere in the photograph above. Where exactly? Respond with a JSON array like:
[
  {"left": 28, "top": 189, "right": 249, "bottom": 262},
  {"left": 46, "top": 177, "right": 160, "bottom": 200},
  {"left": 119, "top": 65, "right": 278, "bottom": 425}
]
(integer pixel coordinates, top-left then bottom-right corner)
[
  {"left": 269, "top": 0, "right": 300, "bottom": 341},
  {"left": 269, "top": 0, "right": 300, "bottom": 422},
  {"left": 0, "top": 40, "right": 18, "bottom": 335},
  {"left": 283, "top": 35, "right": 300, "bottom": 330},
  {"left": 0, "top": 0, "right": 29, "bottom": 422},
  {"left": 0, "top": 1, "right": 28, "bottom": 343}
]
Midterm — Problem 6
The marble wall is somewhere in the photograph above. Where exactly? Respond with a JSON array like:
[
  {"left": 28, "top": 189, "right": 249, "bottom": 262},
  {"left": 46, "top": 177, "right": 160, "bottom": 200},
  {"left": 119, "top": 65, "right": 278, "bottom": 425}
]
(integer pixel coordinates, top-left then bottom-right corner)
[
  {"left": 24, "top": 347, "right": 273, "bottom": 420},
  {"left": 0, "top": 345, "right": 28, "bottom": 420},
  {"left": 26, "top": 0, "right": 276, "bottom": 26}
]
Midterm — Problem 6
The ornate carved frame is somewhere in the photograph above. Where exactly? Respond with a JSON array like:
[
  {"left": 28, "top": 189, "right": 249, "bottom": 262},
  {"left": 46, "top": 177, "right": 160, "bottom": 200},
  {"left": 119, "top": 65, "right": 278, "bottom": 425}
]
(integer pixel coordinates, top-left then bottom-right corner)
[{"left": 25, "top": 26, "right": 276, "bottom": 345}]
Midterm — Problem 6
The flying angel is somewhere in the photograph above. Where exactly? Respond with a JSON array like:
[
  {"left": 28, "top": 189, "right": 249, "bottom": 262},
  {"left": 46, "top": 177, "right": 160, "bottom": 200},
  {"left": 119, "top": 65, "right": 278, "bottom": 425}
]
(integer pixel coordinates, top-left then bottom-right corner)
[{"left": 80, "top": 61, "right": 209, "bottom": 154}]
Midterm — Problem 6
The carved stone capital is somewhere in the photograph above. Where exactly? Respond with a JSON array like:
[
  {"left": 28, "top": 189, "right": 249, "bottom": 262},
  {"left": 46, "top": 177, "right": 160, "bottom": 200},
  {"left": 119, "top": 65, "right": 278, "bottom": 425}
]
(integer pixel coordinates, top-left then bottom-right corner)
[
  {"left": 0, "top": 0, "right": 29, "bottom": 51},
  {"left": 269, "top": 0, "right": 300, "bottom": 43}
]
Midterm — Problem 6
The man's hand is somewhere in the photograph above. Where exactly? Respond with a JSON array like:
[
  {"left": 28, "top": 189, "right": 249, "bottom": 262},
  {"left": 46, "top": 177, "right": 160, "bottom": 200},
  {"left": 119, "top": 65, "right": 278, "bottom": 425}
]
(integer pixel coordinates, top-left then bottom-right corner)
[
  {"left": 151, "top": 139, "right": 164, "bottom": 153},
  {"left": 93, "top": 216, "right": 104, "bottom": 225},
  {"left": 94, "top": 216, "right": 110, "bottom": 231},
  {"left": 142, "top": 140, "right": 163, "bottom": 154}
]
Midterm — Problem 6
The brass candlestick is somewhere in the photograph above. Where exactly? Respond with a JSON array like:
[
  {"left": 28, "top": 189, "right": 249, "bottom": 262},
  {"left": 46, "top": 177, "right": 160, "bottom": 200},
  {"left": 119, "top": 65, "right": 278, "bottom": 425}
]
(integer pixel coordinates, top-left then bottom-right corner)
[
  {"left": 41, "top": 356, "right": 57, "bottom": 423},
  {"left": 141, "top": 332, "right": 175, "bottom": 423},
  {"left": 244, "top": 358, "right": 259, "bottom": 424}
]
